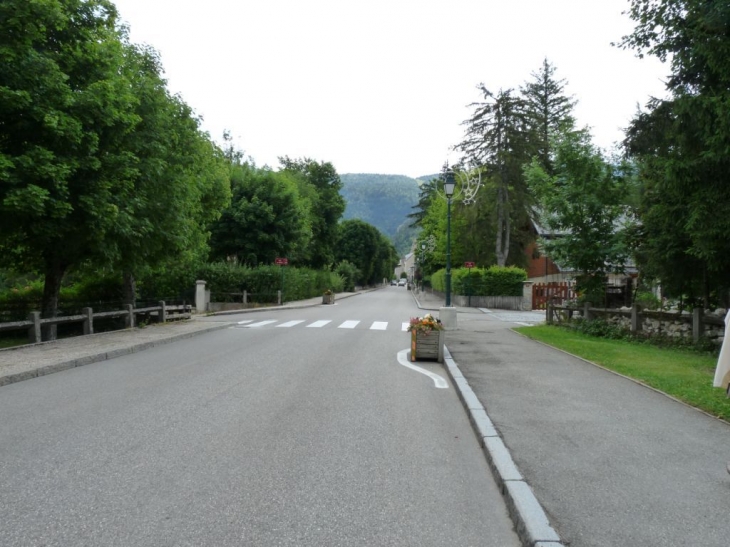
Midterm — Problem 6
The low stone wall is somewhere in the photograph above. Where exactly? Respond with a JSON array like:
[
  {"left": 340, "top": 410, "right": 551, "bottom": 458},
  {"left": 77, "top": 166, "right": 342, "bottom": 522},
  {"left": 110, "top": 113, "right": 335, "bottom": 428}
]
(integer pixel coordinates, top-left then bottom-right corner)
[
  {"left": 424, "top": 288, "right": 529, "bottom": 311},
  {"left": 452, "top": 294, "right": 524, "bottom": 310},
  {"left": 600, "top": 309, "right": 726, "bottom": 342},
  {"left": 553, "top": 304, "right": 727, "bottom": 344}
]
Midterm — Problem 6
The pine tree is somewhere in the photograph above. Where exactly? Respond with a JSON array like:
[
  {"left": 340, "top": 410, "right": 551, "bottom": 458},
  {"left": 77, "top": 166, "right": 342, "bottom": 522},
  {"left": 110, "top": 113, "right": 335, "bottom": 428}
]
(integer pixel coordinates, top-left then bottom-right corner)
[
  {"left": 521, "top": 58, "right": 578, "bottom": 174},
  {"left": 457, "top": 87, "right": 533, "bottom": 266}
]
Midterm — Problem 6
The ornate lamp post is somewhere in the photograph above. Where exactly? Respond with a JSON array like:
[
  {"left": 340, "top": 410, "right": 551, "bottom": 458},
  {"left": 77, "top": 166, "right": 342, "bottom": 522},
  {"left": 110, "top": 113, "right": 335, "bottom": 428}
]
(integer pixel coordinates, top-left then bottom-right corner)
[{"left": 443, "top": 169, "right": 456, "bottom": 306}]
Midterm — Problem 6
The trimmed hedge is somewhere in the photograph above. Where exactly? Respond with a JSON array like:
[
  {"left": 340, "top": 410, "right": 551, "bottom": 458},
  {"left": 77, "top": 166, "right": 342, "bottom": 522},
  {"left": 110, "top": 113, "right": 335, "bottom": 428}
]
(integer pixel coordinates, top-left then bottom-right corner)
[
  {"left": 194, "top": 262, "right": 344, "bottom": 302},
  {"left": 431, "top": 266, "right": 526, "bottom": 296}
]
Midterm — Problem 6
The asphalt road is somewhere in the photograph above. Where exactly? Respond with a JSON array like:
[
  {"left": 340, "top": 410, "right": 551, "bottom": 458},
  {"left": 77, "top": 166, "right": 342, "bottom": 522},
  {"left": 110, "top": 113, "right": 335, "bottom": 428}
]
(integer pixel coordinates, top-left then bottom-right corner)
[{"left": 0, "top": 288, "right": 520, "bottom": 546}]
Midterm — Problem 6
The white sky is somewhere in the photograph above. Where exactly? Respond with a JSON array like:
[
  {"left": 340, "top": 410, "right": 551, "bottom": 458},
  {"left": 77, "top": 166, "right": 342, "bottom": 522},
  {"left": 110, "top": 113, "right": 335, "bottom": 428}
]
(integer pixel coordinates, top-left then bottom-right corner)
[{"left": 113, "top": 0, "right": 669, "bottom": 178}]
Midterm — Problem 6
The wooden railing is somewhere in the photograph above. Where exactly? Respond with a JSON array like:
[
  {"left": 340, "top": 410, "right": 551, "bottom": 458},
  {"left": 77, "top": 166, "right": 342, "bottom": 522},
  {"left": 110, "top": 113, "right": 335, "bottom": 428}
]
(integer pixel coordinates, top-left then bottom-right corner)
[
  {"left": 546, "top": 301, "right": 725, "bottom": 342},
  {"left": 0, "top": 302, "right": 191, "bottom": 344}
]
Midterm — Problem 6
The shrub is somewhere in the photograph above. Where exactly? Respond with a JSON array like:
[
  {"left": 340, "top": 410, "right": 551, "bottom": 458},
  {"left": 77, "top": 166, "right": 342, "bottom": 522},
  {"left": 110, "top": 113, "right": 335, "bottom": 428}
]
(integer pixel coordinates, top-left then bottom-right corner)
[
  {"left": 569, "top": 318, "right": 627, "bottom": 339},
  {"left": 193, "top": 262, "right": 344, "bottom": 302},
  {"left": 431, "top": 266, "right": 527, "bottom": 296},
  {"left": 635, "top": 291, "right": 661, "bottom": 310},
  {"left": 335, "top": 260, "right": 360, "bottom": 291}
]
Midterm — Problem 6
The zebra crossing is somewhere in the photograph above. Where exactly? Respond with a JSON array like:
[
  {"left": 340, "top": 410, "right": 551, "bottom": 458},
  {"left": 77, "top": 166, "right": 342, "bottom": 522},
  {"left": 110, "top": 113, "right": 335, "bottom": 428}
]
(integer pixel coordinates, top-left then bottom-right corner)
[{"left": 234, "top": 318, "right": 411, "bottom": 331}]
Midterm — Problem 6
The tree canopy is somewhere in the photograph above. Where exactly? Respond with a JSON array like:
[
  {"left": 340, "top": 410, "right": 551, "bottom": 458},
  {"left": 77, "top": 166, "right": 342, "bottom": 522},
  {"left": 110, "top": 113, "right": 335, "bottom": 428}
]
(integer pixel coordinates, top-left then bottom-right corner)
[
  {"left": 621, "top": 0, "right": 730, "bottom": 305},
  {"left": 0, "top": 0, "right": 230, "bottom": 335},
  {"left": 526, "top": 132, "right": 635, "bottom": 300}
]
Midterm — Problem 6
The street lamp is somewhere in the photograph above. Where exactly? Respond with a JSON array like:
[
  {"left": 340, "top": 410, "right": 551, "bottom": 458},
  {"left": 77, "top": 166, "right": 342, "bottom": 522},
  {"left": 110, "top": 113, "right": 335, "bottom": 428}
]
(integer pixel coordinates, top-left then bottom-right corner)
[
  {"left": 444, "top": 169, "right": 456, "bottom": 307},
  {"left": 420, "top": 242, "right": 426, "bottom": 290}
]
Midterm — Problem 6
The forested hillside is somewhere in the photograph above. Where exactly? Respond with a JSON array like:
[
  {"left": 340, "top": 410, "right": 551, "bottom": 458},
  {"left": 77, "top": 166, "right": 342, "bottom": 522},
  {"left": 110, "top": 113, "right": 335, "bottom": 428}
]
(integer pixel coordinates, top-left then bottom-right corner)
[{"left": 340, "top": 173, "right": 436, "bottom": 255}]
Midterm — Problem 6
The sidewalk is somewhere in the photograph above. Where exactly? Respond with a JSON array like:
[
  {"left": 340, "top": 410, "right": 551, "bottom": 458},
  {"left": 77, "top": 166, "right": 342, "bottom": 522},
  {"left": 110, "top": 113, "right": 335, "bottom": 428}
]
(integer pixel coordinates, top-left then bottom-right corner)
[
  {"left": 418, "top": 290, "right": 730, "bottom": 547},
  {"left": 0, "top": 290, "right": 364, "bottom": 387}
]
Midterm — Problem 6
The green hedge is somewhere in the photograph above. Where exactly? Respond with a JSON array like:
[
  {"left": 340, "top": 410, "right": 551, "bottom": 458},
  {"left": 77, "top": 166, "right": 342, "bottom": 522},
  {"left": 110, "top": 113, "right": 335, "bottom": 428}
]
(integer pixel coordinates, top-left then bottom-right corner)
[
  {"left": 0, "top": 263, "right": 345, "bottom": 311},
  {"left": 194, "top": 262, "right": 344, "bottom": 302},
  {"left": 430, "top": 266, "right": 526, "bottom": 296}
]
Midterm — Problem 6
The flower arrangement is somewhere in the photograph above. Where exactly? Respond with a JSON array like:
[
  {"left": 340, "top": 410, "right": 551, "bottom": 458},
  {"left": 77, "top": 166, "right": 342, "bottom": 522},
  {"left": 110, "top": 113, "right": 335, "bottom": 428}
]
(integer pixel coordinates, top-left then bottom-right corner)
[
  {"left": 407, "top": 313, "right": 443, "bottom": 333},
  {"left": 323, "top": 289, "right": 333, "bottom": 295}
]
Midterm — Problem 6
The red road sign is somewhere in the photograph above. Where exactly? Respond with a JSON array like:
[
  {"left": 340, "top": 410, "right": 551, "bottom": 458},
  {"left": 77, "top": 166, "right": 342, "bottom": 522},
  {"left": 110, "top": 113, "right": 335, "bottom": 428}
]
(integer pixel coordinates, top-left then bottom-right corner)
[
  {"left": 464, "top": 261, "right": 475, "bottom": 268},
  {"left": 275, "top": 257, "right": 288, "bottom": 265}
]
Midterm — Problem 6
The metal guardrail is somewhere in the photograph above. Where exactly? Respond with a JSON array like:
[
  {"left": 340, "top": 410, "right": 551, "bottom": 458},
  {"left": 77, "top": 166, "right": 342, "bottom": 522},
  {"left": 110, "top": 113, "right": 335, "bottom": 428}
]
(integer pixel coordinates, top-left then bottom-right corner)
[{"left": 0, "top": 301, "right": 191, "bottom": 344}]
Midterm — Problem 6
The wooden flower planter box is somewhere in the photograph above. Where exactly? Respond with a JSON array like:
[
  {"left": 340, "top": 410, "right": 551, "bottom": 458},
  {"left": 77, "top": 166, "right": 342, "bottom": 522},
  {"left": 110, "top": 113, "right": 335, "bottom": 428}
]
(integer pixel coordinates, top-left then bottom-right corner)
[
  {"left": 410, "top": 329, "right": 444, "bottom": 362},
  {"left": 322, "top": 294, "right": 335, "bottom": 305}
]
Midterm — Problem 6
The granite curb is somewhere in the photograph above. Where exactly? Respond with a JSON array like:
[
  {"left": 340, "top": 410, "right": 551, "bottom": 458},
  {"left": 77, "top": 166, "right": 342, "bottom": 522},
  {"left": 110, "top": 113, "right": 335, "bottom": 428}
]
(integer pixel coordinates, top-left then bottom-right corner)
[{"left": 442, "top": 348, "right": 564, "bottom": 546}]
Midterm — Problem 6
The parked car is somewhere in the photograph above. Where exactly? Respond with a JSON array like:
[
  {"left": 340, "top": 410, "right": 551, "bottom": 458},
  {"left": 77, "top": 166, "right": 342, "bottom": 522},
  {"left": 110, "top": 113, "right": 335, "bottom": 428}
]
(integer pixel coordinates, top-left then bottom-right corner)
[
  {"left": 391, "top": 279, "right": 398, "bottom": 286},
  {"left": 398, "top": 279, "right": 406, "bottom": 286}
]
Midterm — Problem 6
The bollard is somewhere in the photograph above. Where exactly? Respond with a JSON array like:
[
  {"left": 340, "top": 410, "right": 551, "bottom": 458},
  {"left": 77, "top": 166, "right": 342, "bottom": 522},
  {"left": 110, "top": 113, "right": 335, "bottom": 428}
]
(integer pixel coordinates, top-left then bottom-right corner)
[
  {"left": 82, "top": 307, "right": 94, "bottom": 335},
  {"left": 27, "top": 311, "right": 41, "bottom": 344}
]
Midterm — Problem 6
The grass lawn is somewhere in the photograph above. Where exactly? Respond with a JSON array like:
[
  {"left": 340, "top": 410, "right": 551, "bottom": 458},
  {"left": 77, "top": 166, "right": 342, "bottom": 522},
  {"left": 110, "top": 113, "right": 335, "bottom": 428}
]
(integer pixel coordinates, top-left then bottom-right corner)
[
  {"left": 0, "top": 337, "right": 27, "bottom": 350},
  {"left": 514, "top": 324, "right": 730, "bottom": 423}
]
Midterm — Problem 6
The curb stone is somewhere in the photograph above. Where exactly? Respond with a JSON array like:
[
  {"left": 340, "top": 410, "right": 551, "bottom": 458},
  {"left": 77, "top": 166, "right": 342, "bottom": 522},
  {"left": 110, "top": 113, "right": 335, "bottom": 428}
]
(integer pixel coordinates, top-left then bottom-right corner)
[{"left": 443, "top": 346, "right": 564, "bottom": 547}]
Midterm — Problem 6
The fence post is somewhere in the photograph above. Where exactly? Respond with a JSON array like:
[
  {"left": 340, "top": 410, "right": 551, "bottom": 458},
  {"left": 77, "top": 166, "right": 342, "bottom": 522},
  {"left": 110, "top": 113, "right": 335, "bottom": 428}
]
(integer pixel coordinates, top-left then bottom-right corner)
[
  {"left": 28, "top": 312, "right": 41, "bottom": 344},
  {"left": 277, "top": 290, "right": 282, "bottom": 305},
  {"left": 159, "top": 301, "right": 167, "bottom": 323},
  {"left": 195, "top": 280, "right": 207, "bottom": 313},
  {"left": 243, "top": 290, "right": 248, "bottom": 305},
  {"left": 583, "top": 302, "right": 592, "bottom": 321},
  {"left": 522, "top": 281, "right": 534, "bottom": 311},
  {"left": 693, "top": 307, "right": 704, "bottom": 342},
  {"left": 125, "top": 304, "right": 135, "bottom": 328},
  {"left": 82, "top": 307, "right": 94, "bottom": 335},
  {"left": 547, "top": 300, "right": 554, "bottom": 324},
  {"left": 631, "top": 304, "right": 642, "bottom": 334}
]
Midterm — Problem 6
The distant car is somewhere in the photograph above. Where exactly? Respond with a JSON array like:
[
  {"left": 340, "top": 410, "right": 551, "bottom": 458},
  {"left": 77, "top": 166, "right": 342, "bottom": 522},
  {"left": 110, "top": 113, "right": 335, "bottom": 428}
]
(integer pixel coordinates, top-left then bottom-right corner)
[
  {"left": 398, "top": 279, "right": 406, "bottom": 286},
  {"left": 391, "top": 279, "right": 398, "bottom": 286}
]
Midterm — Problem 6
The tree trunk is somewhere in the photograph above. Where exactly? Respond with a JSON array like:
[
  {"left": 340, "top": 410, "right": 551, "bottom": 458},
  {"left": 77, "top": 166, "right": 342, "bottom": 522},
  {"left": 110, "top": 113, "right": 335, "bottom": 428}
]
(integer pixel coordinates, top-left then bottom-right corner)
[
  {"left": 123, "top": 271, "right": 137, "bottom": 308},
  {"left": 495, "top": 180, "right": 510, "bottom": 267},
  {"left": 41, "top": 255, "right": 68, "bottom": 342}
]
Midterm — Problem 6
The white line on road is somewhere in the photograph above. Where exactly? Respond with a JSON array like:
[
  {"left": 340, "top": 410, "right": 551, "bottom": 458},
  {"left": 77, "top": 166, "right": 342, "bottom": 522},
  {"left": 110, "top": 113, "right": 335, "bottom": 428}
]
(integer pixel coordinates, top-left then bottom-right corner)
[
  {"left": 277, "top": 320, "right": 306, "bottom": 328},
  {"left": 237, "top": 320, "right": 254, "bottom": 325},
  {"left": 306, "top": 320, "right": 332, "bottom": 328},
  {"left": 396, "top": 349, "right": 448, "bottom": 389},
  {"left": 338, "top": 320, "right": 360, "bottom": 329},
  {"left": 370, "top": 321, "right": 388, "bottom": 330},
  {"left": 246, "top": 320, "right": 278, "bottom": 328},
  {"left": 401, "top": 322, "right": 410, "bottom": 331}
]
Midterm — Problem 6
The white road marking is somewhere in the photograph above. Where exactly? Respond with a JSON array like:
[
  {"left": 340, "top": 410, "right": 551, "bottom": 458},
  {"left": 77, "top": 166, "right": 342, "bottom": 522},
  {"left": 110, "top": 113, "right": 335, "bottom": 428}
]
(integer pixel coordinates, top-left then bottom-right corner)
[
  {"left": 237, "top": 320, "right": 254, "bottom": 325},
  {"left": 306, "top": 320, "right": 332, "bottom": 328},
  {"left": 370, "top": 321, "right": 388, "bottom": 330},
  {"left": 246, "top": 320, "right": 278, "bottom": 328},
  {"left": 396, "top": 349, "right": 448, "bottom": 389},
  {"left": 338, "top": 320, "right": 360, "bottom": 329},
  {"left": 401, "top": 322, "right": 410, "bottom": 331},
  {"left": 277, "top": 320, "right": 305, "bottom": 328}
]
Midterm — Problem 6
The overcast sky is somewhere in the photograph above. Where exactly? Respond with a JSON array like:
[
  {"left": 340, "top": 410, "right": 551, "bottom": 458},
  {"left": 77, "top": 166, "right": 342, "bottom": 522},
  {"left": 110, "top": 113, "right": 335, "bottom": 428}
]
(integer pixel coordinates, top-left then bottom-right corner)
[{"left": 113, "top": 0, "right": 669, "bottom": 178}]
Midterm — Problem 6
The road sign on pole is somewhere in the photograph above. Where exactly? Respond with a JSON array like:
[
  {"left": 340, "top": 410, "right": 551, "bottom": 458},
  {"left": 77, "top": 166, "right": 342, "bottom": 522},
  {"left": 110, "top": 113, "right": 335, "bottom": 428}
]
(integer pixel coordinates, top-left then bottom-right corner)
[
  {"left": 464, "top": 261, "right": 475, "bottom": 268},
  {"left": 275, "top": 257, "right": 288, "bottom": 266}
]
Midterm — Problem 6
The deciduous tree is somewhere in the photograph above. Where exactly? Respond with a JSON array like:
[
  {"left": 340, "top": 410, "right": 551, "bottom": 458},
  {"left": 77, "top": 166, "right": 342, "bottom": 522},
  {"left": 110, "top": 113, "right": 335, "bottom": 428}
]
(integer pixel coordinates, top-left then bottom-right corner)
[
  {"left": 526, "top": 132, "right": 635, "bottom": 302},
  {"left": 0, "top": 0, "right": 138, "bottom": 337}
]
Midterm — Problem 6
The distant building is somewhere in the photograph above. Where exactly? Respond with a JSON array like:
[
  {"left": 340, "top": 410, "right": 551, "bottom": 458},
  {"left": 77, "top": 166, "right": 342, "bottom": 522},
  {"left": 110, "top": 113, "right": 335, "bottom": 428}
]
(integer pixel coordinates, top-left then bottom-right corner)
[{"left": 395, "top": 252, "right": 415, "bottom": 280}]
